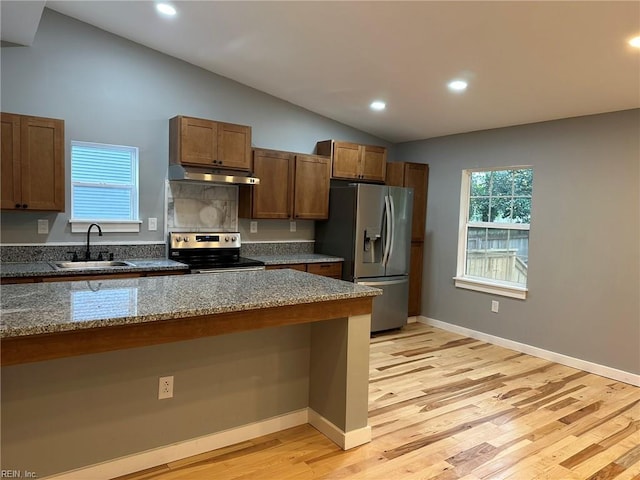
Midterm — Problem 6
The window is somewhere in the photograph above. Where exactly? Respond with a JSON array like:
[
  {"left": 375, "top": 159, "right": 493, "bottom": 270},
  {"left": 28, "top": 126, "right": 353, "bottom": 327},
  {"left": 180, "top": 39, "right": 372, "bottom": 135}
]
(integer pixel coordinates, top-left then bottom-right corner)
[
  {"left": 454, "top": 167, "right": 533, "bottom": 299},
  {"left": 70, "top": 141, "right": 140, "bottom": 233}
]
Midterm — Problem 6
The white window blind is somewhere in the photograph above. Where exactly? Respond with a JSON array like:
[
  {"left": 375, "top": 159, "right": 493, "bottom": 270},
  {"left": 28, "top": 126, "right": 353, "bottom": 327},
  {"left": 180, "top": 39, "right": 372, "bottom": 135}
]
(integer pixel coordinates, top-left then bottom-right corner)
[{"left": 71, "top": 141, "right": 139, "bottom": 221}]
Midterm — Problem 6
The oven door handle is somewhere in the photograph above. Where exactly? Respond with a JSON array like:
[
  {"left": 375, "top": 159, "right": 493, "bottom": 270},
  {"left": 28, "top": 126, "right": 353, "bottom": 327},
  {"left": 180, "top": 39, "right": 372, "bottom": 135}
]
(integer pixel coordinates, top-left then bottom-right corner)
[{"left": 191, "top": 266, "right": 266, "bottom": 274}]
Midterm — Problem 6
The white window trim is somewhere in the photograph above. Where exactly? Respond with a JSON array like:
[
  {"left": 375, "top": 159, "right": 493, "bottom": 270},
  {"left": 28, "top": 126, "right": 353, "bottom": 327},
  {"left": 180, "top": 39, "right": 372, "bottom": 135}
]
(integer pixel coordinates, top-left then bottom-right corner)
[
  {"left": 69, "top": 220, "right": 142, "bottom": 233},
  {"left": 453, "top": 276, "right": 528, "bottom": 300},
  {"left": 70, "top": 140, "right": 140, "bottom": 233},
  {"left": 454, "top": 166, "right": 531, "bottom": 300}
]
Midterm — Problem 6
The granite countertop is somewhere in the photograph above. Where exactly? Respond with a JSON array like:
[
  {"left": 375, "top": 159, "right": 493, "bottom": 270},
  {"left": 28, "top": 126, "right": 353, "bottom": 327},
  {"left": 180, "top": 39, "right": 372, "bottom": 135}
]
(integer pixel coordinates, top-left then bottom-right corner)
[
  {"left": 0, "top": 269, "right": 380, "bottom": 338},
  {"left": 0, "top": 259, "right": 189, "bottom": 278},
  {"left": 249, "top": 253, "right": 344, "bottom": 265}
]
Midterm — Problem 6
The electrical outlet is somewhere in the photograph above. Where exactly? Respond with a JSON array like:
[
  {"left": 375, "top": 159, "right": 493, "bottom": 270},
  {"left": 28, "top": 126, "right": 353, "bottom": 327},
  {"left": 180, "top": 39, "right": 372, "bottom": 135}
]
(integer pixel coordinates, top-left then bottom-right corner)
[
  {"left": 250, "top": 221, "right": 258, "bottom": 233},
  {"left": 37, "top": 219, "right": 49, "bottom": 234},
  {"left": 289, "top": 221, "right": 296, "bottom": 232},
  {"left": 491, "top": 300, "right": 500, "bottom": 313},
  {"left": 148, "top": 217, "right": 157, "bottom": 231},
  {"left": 158, "top": 376, "right": 174, "bottom": 399}
]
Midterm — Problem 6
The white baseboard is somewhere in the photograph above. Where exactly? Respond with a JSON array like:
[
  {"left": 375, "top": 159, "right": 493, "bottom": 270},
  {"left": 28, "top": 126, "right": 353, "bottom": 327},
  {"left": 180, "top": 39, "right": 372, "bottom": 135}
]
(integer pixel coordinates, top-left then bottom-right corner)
[
  {"left": 45, "top": 409, "right": 309, "bottom": 480},
  {"left": 45, "top": 408, "right": 373, "bottom": 480},
  {"left": 418, "top": 316, "right": 640, "bottom": 387},
  {"left": 407, "top": 316, "right": 418, "bottom": 324},
  {"left": 308, "top": 409, "right": 371, "bottom": 450}
]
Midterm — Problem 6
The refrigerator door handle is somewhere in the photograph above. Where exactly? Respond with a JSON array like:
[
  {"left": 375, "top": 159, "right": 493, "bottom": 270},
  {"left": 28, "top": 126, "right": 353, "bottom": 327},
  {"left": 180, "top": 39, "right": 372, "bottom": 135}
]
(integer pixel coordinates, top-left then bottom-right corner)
[
  {"left": 382, "top": 195, "right": 392, "bottom": 267},
  {"left": 388, "top": 193, "right": 396, "bottom": 263},
  {"left": 357, "top": 278, "right": 407, "bottom": 287}
]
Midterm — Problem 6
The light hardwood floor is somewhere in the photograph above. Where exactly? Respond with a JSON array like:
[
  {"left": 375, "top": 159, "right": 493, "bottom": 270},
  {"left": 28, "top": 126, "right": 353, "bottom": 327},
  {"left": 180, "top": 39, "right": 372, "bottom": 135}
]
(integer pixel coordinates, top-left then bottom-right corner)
[{"left": 118, "top": 323, "right": 640, "bottom": 480}]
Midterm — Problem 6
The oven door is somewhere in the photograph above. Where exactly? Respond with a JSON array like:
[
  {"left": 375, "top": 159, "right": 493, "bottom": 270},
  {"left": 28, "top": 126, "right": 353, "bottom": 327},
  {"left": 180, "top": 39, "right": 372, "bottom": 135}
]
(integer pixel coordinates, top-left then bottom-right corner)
[{"left": 191, "top": 266, "right": 266, "bottom": 274}]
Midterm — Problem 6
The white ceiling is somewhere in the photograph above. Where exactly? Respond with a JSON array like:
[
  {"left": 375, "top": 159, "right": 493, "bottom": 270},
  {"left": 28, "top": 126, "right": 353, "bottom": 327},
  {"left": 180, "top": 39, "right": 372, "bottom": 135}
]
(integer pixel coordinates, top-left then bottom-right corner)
[{"left": 4, "top": 1, "right": 640, "bottom": 143}]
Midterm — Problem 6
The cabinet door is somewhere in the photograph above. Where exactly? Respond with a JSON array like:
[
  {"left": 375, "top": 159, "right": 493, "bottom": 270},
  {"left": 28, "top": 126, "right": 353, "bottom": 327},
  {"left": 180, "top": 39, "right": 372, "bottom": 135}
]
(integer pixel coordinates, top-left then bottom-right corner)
[
  {"left": 404, "top": 163, "right": 429, "bottom": 242},
  {"left": 179, "top": 116, "right": 218, "bottom": 166},
  {"left": 217, "top": 122, "right": 251, "bottom": 171},
  {"left": 307, "top": 262, "right": 342, "bottom": 279},
  {"left": 251, "top": 149, "right": 293, "bottom": 219},
  {"left": 265, "top": 264, "right": 307, "bottom": 272},
  {"left": 361, "top": 145, "right": 386, "bottom": 182},
  {"left": 20, "top": 116, "right": 65, "bottom": 211},
  {"left": 1, "top": 113, "right": 21, "bottom": 209},
  {"left": 385, "top": 161, "right": 405, "bottom": 187},
  {"left": 331, "top": 142, "right": 361, "bottom": 180},
  {"left": 293, "top": 154, "right": 331, "bottom": 219},
  {"left": 408, "top": 241, "right": 423, "bottom": 317}
]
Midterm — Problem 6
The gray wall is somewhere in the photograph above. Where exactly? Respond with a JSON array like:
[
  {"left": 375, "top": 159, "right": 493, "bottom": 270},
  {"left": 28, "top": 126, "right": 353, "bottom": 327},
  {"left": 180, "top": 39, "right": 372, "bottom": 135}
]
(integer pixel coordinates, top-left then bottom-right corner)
[
  {"left": 396, "top": 109, "right": 640, "bottom": 375},
  {"left": 0, "top": 9, "right": 392, "bottom": 245},
  {"left": 2, "top": 324, "right": 311, "bottom": 477}
]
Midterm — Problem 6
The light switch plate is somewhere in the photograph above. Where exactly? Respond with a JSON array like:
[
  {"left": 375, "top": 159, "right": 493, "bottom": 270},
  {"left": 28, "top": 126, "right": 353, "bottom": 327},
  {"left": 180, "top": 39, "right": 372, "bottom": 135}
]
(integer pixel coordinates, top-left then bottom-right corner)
[
  {"left": 148, "top": 217, "right": 157, "bottom": 231},
  {"left": 250, "top": 221, "right": 258, "bottom": 233},
  {"left": 37, "top": 219, "right": 49, "bottom": 234}
]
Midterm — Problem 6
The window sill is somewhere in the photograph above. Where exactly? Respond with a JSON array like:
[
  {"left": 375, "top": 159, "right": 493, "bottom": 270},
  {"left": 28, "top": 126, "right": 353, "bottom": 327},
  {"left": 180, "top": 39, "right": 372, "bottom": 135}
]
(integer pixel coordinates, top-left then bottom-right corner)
[
  {"left": 453, "top": 276, "right": 528, "bottom": 300},
  {"left": 70, "top": 220, "right": 142, "bottom": 234}
]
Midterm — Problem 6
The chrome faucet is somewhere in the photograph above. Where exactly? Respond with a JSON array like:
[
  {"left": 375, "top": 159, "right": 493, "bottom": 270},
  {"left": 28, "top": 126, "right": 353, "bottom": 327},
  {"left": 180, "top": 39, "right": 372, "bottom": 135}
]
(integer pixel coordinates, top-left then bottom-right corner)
[{"left": 85, "top": 223, "right": 103, "bottom": 261}]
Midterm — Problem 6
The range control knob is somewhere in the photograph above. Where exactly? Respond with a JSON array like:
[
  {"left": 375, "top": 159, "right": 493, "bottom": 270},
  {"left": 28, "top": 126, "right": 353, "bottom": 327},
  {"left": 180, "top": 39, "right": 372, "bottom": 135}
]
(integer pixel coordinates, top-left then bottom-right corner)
[
  {"left": 184, "top": 237, "right": 190, "bottom": 242},
  {"left": 231, "top": 236, "right": 237, "bottom": 242},
  {"left": 225, "top": 236, "right": 230, "bottom": 242}
]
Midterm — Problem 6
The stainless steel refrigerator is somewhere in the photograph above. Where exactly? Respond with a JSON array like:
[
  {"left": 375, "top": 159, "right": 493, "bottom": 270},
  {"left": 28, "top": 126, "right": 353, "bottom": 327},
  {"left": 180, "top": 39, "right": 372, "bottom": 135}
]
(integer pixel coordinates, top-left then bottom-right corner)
[{"left": 315, "top": 184, "right": 413, "bottom": 332}]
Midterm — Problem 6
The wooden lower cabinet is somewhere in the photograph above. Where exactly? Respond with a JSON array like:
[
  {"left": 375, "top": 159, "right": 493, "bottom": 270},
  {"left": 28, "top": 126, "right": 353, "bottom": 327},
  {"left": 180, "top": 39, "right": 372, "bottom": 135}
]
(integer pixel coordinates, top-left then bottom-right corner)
[
  {"left": 408, "top": 241, "right": 424, "bottom": 317},
  {"left": 265, "top": 262, "right": 342, "bottom": 279},
  {"left": 306, "top": 262, "right": 342, "bottom": 279},
  {"left": 266, "top": 263, "right": 307, "bottom": 272}
]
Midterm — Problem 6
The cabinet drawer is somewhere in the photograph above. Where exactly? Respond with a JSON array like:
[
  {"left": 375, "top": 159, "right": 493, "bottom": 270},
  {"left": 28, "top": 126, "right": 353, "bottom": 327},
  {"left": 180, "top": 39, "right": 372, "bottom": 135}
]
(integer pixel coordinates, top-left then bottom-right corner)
[
  {"left": 266, "top": 264, "right": 307, "bottom": 272},
  {"left": 307, "top": 262, "right": 342, "bottom": 278}
]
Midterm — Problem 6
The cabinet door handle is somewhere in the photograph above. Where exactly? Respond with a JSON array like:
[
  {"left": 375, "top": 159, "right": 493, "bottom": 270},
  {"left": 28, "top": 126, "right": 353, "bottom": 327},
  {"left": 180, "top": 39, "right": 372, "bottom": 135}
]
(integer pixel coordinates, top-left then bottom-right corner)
[
  {"left": 15, "top": 203, "right": 20, "bottom": 208},
  {"left": 22, "top": 204, "right": 28, "bottom": 209}
]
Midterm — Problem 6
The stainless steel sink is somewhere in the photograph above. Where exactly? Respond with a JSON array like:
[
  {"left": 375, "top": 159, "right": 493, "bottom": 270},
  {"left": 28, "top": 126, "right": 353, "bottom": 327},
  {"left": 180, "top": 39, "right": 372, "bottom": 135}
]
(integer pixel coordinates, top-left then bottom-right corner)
[{"left": 50, "top": 260, "right": 135, "bottom": 270}]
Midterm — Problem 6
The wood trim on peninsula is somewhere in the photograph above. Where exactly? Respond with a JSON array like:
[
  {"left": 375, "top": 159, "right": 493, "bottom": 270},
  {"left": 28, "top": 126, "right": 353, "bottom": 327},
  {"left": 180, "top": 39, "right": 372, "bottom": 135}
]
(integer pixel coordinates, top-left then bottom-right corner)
[{"left": 1, "top": 296, "right": 374, "bottom": 366}]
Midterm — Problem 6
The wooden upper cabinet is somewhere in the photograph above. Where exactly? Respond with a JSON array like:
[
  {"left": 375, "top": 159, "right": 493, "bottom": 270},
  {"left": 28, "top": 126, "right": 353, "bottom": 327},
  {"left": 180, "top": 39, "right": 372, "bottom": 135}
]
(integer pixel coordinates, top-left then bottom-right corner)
[
  {"left": 170, "top": 116, "right": 251, "bottom": 171},
  {"left": 1, "top": 114, "right": 21, "bottom": 210},
  {"left": 245, "top": 149, "right": 293, "bottom": 219},
  {"left": 316, "top": 140, "right": 387, "bottom": 183},
  {"left": 386, "top": 161, "right": 429, "bottom": 242},
  {"left": 238, "top": 149, "right": 330, "bottom": 220},
  {"left": 175, "top": 116, "right": 218, "bottom": 166},
  {"left": 328, "top": 142, "right": 360, "bottom": 179},
  {"left": 1, "top": 113, "right": 65, "bottom": 212},
  {"left": 360, "top": 145, "right": 386, "bottom": 182},
  {"left": 217, "top": 122, "right": 251, "bottom": 170},
  {"left": 293, "top": 154, "right": 331, "bottom": 220}
]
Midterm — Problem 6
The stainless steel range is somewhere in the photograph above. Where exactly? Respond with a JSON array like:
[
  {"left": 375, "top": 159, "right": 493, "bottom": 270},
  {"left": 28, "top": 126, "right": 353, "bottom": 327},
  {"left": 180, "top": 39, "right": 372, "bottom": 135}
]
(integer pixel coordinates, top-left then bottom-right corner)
[{"left": 168, "top": 232, "right": 265, "bottom": 273}]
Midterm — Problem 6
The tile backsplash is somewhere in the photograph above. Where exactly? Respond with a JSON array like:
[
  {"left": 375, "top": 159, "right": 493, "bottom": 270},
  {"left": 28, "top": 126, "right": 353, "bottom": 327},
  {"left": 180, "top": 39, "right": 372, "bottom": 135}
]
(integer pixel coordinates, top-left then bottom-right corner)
[{"left": 167, "top": 181, "right": 237, "bottom": 232}]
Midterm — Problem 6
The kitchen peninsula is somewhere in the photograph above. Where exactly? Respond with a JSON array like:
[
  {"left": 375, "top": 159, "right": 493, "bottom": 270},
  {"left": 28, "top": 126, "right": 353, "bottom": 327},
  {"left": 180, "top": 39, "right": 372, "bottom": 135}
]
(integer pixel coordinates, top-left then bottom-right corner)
[{"left": 1, "top": 269, "right": 380, "bottom": 478}]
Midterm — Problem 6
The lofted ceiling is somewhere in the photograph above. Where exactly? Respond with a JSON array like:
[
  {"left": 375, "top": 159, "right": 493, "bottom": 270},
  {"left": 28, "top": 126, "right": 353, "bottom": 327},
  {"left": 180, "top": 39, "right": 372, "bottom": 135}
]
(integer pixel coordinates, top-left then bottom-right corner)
[{"left": 3, "top": 1, "right": 640, "bottom": 143}]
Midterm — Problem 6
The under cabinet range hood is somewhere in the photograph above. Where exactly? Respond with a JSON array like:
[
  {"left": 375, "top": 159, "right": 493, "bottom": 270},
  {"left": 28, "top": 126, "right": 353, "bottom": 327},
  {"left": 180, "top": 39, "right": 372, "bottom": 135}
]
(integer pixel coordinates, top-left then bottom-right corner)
[{"left": 168, "top": 165, "right": 260, "bottom": 185}]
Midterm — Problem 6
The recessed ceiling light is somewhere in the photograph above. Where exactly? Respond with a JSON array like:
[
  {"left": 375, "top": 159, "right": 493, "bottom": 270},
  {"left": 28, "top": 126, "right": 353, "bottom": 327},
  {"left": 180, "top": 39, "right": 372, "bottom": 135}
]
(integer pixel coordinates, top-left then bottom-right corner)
[
  {"left": 448, "top": 80, "right": 468, "bottom": 92},
  {"left": 370, "top": 101, "right": 386, "bottom": 111},
  {"left": 629, "top": 36, "right": 640, "bottom": 48},
  {"left": 156, "top": 3, "right": 177, "bottom": 16}
]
